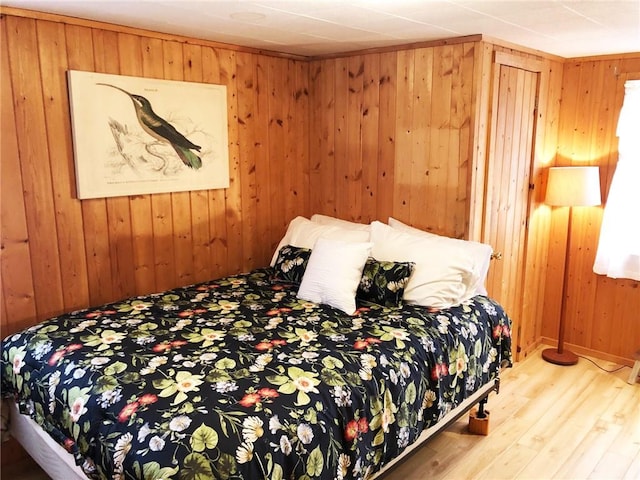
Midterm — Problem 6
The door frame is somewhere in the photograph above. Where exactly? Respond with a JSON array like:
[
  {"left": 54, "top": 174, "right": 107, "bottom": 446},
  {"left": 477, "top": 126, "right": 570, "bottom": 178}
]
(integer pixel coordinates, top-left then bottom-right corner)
[{"left": 479, "top": 50, "right": 550, "bottom": 361}]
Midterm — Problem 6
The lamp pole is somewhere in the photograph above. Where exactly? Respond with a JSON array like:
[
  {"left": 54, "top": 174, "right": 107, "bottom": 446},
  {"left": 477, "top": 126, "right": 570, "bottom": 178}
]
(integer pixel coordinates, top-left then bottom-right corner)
[
  {"left": 541, "top": 165, "right": 600, "bottom": 366},
  {"left": 542, "top": 205, "right": 578, "bottom": 365}
]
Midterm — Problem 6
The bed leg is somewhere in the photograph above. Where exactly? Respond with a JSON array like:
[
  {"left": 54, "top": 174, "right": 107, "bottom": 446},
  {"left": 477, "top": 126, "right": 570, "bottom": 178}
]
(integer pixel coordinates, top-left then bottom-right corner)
[{"left": 468, "top": 396, "right": 490, "bottom": 435}]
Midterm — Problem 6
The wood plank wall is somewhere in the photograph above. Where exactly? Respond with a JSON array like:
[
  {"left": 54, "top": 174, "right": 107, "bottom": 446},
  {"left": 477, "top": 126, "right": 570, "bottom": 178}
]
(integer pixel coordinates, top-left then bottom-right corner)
[
  {"left": 309, "top": 42, "right": 564, "bottom": 361},
  {"left": 1, "top": 8, "right": 636, "bottom": 365},
  {"left": 524, "top": 61, "right": 564, "bottom": 356},
  {"left": 0, "top": 12, "right": 310, "bottom": 336},
  {"left": 309, "top": 42, "right": 479, "bottom": 239},
  {"left": 544, "top": 54, "right": 640, "bottom": 363}
]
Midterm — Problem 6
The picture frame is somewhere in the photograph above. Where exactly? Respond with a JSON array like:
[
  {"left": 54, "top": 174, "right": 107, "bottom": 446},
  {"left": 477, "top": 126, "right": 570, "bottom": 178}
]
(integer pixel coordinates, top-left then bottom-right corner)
[{"left": 67, "top": 70, "right": 229, "bottom": 199}]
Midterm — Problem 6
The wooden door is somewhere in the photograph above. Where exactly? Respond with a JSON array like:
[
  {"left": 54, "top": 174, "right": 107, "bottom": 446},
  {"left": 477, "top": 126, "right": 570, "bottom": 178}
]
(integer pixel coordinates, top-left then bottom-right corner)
[{"left": 483, "top": 52, "right": 545, "bottom": 360}]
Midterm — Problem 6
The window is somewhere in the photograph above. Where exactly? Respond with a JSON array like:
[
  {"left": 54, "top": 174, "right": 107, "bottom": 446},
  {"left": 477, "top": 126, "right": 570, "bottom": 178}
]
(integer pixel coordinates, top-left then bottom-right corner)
[{"left": 593, "top": 80, "right": 640, "bottom": 281}]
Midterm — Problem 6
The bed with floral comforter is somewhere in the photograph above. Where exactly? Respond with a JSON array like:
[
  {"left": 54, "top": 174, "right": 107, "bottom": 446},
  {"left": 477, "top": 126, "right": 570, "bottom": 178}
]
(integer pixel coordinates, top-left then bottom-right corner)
[{"left": 1, "top": 268, "right": 511, "bottom": 480}]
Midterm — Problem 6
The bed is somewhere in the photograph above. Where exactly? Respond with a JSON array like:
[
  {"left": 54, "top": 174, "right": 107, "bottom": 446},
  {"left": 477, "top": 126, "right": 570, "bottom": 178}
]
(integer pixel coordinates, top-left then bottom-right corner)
[{"left": 1, "top": 216, "right": 512, "bottom": 480}]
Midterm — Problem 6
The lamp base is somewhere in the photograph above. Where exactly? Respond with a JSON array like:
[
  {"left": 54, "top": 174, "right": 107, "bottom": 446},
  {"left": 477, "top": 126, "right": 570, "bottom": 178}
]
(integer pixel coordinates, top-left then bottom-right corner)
[{"left": 542, "top": 348, "right": 578, "bottom": 366}]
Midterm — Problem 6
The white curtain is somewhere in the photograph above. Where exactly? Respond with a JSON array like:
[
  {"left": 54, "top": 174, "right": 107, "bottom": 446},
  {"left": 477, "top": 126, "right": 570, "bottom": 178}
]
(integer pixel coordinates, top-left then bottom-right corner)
[{"left": 593, "top": 80, "right": 640, "bottom": 281}]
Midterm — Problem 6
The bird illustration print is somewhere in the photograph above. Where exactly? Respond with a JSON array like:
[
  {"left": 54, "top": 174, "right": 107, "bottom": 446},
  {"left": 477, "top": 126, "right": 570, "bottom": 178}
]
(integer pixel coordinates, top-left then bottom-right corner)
[{"left": 97, "top": 83, "right": 202, "bottom": 169}]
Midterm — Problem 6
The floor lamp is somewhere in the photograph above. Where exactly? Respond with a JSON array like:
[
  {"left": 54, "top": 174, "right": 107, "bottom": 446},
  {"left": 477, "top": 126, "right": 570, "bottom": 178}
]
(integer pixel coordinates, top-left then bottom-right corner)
[{"left": 542, "top": 166, "right": 601, "bottom": 366}]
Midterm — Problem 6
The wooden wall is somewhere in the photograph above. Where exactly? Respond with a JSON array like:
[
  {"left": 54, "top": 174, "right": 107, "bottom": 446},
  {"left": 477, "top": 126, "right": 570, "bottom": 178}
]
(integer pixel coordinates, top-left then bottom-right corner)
[
  {"left": 543, "top": 54, "right": 640, "bottom": 364},
  {"left": 308, "top": 41, "right": 479, "bottom": 239},
  {"left": 309, "top": 42, "right": 564, "bottom": 361},
  {"left": 0, "top": 12, "right": 310, "bottom": 336},
  {"left": 1, "top": 7, "right": 636, "bottom": 365},
  {"left": 482, "top": 46, "right": 564, "bottom": 360}
]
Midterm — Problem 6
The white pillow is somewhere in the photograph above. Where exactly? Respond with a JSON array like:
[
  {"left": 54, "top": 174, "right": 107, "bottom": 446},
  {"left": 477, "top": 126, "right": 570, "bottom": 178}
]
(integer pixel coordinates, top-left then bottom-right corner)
[
  {"left": 388, "top": 217, "right": 438, "bottom": 239},
  {"left": 310, "top": 214, "right": 371, "bottom": 232},
  {"left": 270, "top": 216, "right": 369, "bottom": 266},
  {"left": 370, "top": 221, "right": 477, "bottom": 308},
  {"left": 388, "top": 217, "right": 493, "bottom": 296},
  {"left": 297, "top": 238, "right": 372, "bottom": 315}
]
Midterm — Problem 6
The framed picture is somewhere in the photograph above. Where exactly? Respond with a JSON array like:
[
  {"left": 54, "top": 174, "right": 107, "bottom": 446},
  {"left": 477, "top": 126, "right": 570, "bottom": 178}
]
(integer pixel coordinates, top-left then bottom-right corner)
[{"left": 67, "top": 70, "right": 229, "bottom": 199}]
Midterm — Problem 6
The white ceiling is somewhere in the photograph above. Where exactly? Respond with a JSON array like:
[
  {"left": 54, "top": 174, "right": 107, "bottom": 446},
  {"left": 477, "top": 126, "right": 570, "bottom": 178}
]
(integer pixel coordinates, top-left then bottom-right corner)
[{"left": 3, "top": 0, "right": 640, "bottom": 58}]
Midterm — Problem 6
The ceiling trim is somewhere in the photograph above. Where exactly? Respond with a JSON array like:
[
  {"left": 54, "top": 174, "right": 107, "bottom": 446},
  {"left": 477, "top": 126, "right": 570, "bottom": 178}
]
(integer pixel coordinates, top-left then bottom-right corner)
[
  {"left": 480, "top": 35, "right": 565, "bottom": 63},
  {"left": 3, "top": 5, "right": 635, "bottom": 64},
  {"left": 308, "top": 34, "right": 484, "bottom": 61}
]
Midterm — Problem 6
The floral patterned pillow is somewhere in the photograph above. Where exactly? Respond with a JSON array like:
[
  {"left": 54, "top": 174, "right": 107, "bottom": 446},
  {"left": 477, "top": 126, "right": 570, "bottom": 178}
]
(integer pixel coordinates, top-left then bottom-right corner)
[
  {"left": 357, "top": 257, "right": 415, "bottom": 307},
  {"left": 272, "top": 245, "right": 312, "bottom": 284}
]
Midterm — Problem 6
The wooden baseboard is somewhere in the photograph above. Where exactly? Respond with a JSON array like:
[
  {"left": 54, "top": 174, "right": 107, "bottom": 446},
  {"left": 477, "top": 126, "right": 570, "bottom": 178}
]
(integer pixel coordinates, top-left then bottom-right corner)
[
  {"left": 539, "top": 337, "right": 634, "bottom": 367},
  {"left": 517, "top": 339, "right": 544, "bottom": 361}
]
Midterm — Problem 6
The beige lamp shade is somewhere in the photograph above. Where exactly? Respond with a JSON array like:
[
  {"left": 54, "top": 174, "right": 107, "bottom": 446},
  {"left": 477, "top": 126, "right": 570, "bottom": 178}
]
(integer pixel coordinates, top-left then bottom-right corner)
[{"left": 545, "top": 166, "right": 601, "bottom": 207}]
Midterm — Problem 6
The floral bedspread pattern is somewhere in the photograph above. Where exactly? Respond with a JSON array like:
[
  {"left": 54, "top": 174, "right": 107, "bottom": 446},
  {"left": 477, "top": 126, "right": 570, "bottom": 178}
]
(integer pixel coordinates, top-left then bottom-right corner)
[{"left": 1, "top": 269, "right": 511, "bottom": 480}]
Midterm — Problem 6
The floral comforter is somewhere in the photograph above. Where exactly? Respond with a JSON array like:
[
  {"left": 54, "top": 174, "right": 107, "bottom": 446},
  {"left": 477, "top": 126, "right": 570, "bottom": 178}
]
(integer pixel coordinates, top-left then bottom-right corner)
[{"left": 1, "top": 268, "right": 511, "bottom": 480}]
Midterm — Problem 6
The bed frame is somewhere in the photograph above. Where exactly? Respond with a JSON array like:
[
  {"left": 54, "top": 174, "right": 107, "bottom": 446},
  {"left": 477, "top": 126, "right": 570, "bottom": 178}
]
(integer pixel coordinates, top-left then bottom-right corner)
[
  {"left": 8, "top": 378, "right": 500, "bottom": 480},
  {"left": 373, "top": 378, "right": 499, "bottom": 478}
]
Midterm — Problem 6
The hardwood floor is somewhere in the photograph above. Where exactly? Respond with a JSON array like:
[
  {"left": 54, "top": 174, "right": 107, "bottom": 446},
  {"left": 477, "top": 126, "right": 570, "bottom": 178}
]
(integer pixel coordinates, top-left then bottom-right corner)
[
  {"left": 388, "top": 346, "right": 640, "bottom": 479},
  {"left": 1, "top": 346, "right": 638, "bottom": 480},
  {"left": 0, "top": 457, "right": 49, "bottom": 480}
]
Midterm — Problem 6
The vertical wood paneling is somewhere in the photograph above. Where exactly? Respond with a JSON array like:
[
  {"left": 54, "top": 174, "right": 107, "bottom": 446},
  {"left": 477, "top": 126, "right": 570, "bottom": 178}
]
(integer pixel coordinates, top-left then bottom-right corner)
[
  {"left": 163, "top": 40, "right": 194, "bottom": 287},
  {"left": 220, "top": 50, "right": 242, "bottom": 276},
  {"left": 93, "top": 29, "right": 136, "bottom": 301},
  {"left": 1, "top": 12, "right": 310, "bottom": 337},
  {"left": 294, "top": 60, "right": 310, "bottom": 219},
  {"left": 201, "top": 46, "right": 228, "bottom": 279},
  {"left": 546, "top": 55, "right": 640, "bottom": 362},
  {"left": 2, "top": 8, "right": 635, "bottom": 366},
  {"left": 482, "top": 50, "right": 555, "bottom": 360},
  {"left": 183, "top": 43, "right": 213, "bottom": 284},
  {"left": 102, "top": 32, "right": 136, "bottom": 300},
  {"left": 6, "top": 16, "right": 65, "bottom": 320},
  {"left": 430, "top": 45, "right": 454, "bottom": 235},
  {"left": 517, "top": 58, "right": 553, "bottom": 357},
  {"left": 361, "top": 55, "right": 380, "bottom": 222},
  {"left": 468, "top": 43, "right": 493, "bottom": 241},
  {"left": 524, "top": 58, "right": 562, "bottom": 353},
  {"left": 309, "top": 60, "right": 336, "bottom": 216},
  {"left": 283, "top": 59, "right": 299, "bottom": 225},
  {"left": 253, "top": 55, "right": 273, "bottom": 264},
  {"left": 265, "top": 56, "right": 287, "bottom": 263},
  {"left": 0, "top": 18, "right": 37, "bottom": 334},
  {"left": 562, "top": 60, "right": 606, "bottom": 349},
  {"left": 309, "top": 43, "right": 482, "bottom": 239},
  {"left": 393, "top": 48, "right": 415, "bottom": 223},
  {"left": 118, "top": 33, "right": 158, "bottom": 295},
  {"left": 484, "top": 64, "right": 509, "bottom": 295},
  {"left": 236, "top": 51, "right": 259, "bottom": 271},
  {"left": 37, "top": 20, "right": 90, "bottom": 311},
  {"left": 512, "top": 69, "right": 536, "bottom": 353},
  {"left": 409, "top": 47, "right": 432, "bottom": 229},
  {"left": 376, "top": 51, "right": 397, "bottom": 222},
  {"left": 264, "top": 55, "right": 281, "bottom": 244},
  {"left": 307, "top": 43, "right": 562, "bottom": 364},
  {"left": 502, "top": 67, "right": 524, "bottom": 301},
  {"left": 68, "top": 26, "right": 114, "bottom": 306},
  {"left": 454, "top": 43, "right": 475, "bottom": 235},
  {"left": 141, "top": 36, "right": 177, "bottom": 293},
  {"left": 346, "top": 56, "right": 364, "bottom": 221},
  {"left": 588, "top": 71, "right": 628, "bottom": 352},
  {"left": 334, "top": 56, "right": 350, "bottom": 218}
]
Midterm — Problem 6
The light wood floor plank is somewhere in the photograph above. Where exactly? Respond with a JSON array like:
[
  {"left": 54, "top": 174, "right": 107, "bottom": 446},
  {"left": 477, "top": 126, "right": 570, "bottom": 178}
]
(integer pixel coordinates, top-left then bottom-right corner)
[
  {"left": 623, "top": 449, "right": 640, "bottom": 479},
  {"left": 554, "top": 421, "right": 623, "bottom": 479},
  {"left": 386, "top": 346, "right": 638, "bottom": 480}
]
